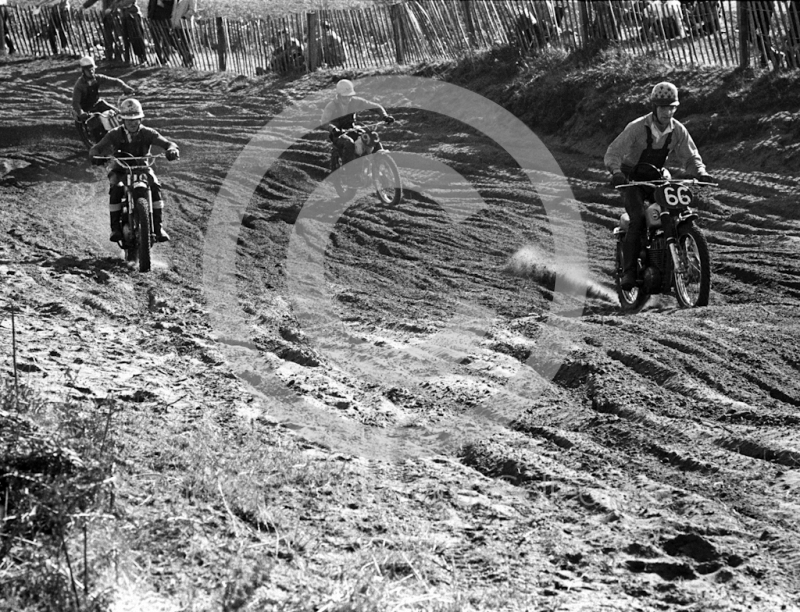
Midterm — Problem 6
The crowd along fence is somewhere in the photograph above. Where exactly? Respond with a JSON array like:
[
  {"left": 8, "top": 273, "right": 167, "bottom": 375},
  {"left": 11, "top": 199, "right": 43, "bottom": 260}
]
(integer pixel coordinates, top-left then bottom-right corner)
[{"left": 2, "top": 2, "right": 800, "bottom": 76}]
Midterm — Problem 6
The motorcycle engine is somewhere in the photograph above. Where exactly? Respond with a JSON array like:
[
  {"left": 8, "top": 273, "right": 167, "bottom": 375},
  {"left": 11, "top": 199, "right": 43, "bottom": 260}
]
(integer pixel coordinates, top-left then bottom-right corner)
[{"left": 643, "top": 236, "right": 669, "bottom": 294}]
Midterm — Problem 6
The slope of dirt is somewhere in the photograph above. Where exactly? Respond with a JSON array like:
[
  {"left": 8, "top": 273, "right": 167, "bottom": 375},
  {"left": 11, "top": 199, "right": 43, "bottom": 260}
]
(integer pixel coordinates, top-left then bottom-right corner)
[{"left": 1, "top": 55, "right": 800, "bottom": 611}]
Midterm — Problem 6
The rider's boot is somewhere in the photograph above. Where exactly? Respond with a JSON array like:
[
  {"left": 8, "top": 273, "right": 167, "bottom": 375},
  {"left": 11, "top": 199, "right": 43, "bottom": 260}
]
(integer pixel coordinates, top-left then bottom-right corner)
[
  {"left": 109, "top": 210, "right": 123, "bottom": 242},
  {"left": 152, "top": 208, "right": 170, "bottom": 243},
  {"left": 620, "top": 241, "right": 639, "bottom": 291}
]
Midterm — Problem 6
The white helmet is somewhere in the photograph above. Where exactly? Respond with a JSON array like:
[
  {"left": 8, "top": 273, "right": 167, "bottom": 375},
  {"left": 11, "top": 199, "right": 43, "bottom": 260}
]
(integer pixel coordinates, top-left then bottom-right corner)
[
  {"left": 119, "top": 98, "right": 144, "bottom": 120},
  {"left": 336, "top": 79, "right": 356, "bottom": 96},
  {"left": 79, "top": 56, "right": 96, "bottom": 68}
]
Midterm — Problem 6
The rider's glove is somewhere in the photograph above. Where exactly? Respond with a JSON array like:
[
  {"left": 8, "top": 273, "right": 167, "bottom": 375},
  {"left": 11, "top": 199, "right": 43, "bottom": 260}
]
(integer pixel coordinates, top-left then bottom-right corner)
[
  {"left": 383, "top": 115, "right": 395, "bottom": 124},
  {"left": 329, "top": 126, "right": 343, "bottom": 140},
  {"left": 166, "top": 148, "right": 180, "bottom": 161},
  {"left": 695, "top": 172, "right": 714, "bottom": 183},
  {"left": 77, "top": 112, "right": 89, "bottom": 122},
  {"left": 90, "top": 156, "right": 105, "bottom": 166},
  {"left": 611, "top": 172, "right": 628, "bottom": 187}
]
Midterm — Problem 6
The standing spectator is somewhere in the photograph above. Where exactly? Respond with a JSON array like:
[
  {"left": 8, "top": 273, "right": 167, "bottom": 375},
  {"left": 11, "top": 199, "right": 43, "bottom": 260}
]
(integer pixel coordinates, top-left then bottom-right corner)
[
  {"left": 148, "top": 0, "right": 176, "bottom": 65},
  {"left": 320, "top": 20, "right": 346, "bottom": 68},
  {"left": 2, "top": 4, "right": 17, "bottom": 55},
  {"left": 746, "top": 0, "right": 784, "bottom": 69},
  {"left": 39, "top": 0, "right": 69, "bottom": 55},
  {"left": 82, "top": 0, "right": 123, "bottom": 63},
  {"left": 171, "top": 0, "right": 197, "bottom": 68},
  {"left": 642, "top": 0, "right": 685, "bottom": 41},
  {"left": 109, "top": 0, "right": 147, "bottom": 65}
]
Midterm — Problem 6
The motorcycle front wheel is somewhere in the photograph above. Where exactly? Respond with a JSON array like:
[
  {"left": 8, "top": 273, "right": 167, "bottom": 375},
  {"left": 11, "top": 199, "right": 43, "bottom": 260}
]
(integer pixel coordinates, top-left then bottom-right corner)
[
  {"left": 75, "top": 120, "right": 94, "bottom": 149},
  {"left": 134, "top": 197, "right": 153, "bottom": 273},
  {"left": 616, "top": 241, "right": 648, "bottom": 313},
  {"left": 372, "top": 153, "right": 402, "bottom": 205},
  {"left": 674, "top": 225, "right": 710, "bottom": 308}
]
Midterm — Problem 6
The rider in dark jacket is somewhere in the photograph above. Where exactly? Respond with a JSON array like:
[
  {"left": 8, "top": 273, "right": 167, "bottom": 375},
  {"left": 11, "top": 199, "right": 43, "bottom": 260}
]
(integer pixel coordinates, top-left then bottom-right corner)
[
  {"left": 605, "top": 81, "right": 712, "bottom": 291},
  {"left": 72, "top": 55, "right": 134, "bottom": 121},
  {"left": 320, "top": 79, "right": 394, "bottom": 183},
  {"left": 89, "top": 98, "right": 180, "bottom": 243}
]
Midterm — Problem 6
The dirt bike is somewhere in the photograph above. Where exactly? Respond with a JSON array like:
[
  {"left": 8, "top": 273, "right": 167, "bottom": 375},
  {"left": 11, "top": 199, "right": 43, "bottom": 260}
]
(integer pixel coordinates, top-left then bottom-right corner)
[
  {"left": 94, "top": 152, "right": 165, "bottom": 273},
  {"left": 613, "top": 163, "right": 716, "bottom": 312},
  {"left": 329, "top": 122, "right": 402, "bottom": 206},
  {"left": 74, "top": 94, "right": 128, "bottom": 149}
]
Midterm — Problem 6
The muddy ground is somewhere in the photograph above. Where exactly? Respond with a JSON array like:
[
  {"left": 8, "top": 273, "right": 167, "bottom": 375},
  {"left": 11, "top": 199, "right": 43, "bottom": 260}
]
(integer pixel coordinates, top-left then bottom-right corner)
[{"left": 1, "top": 56, "right": 799, "bottom": 611}]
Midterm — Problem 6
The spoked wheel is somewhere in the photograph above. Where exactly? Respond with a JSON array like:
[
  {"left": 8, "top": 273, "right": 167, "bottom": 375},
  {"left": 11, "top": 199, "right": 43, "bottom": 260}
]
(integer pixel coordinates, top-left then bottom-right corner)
[
  {"left": 371, "top": 153, "right": 402, "bottom": 205},
  {"left": 75, "top": 120, "right": 94, "bottom": 149},
  {"left": 674, "top": 225, "right": 710, "bottom": 308},
  {"left": 330, "top": 152, "right": 356, "bottom": 201},
  {"left": 615, "top": 241, "right": 648, "bottom": 313},
  {"left": 134, "top": 197, "right": 153, "bottom": 273}
]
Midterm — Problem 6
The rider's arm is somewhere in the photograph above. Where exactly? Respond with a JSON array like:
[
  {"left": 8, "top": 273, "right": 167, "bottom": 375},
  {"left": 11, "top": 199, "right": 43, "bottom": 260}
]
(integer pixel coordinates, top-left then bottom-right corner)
[
  {"left": 72, "top": 79, "right": 88, "bottom": 116},
  {"left": 89, "top": 129, "right": 118, "bottom": 159},
  {"left": 320, "top": 101, "right": 342, "bottom": 134},
  {"left": 604, "top": 119, "right": 643, "bottom": 175},
  {"left": 145, "top": 127, "right": 180, "bottom": 155},
  {"left": 350, "top": 96, "right": 390, "bottom": 119},
  {"left": 670, "top": 123, "right": 707, "bottom": 176},
  {"left": 95, "top": 73, "right": 131, "bottom": 92}
]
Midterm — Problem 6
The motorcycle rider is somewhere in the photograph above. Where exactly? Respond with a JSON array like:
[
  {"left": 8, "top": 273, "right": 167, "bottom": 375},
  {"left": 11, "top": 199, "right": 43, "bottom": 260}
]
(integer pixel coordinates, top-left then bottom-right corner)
[
  {"left": 605, "top": 81, "right": 713, "bottom": 291},
  {"left": 72, "top": 55, "right": 134, "bottom": 122},
  {"left": 320, "top": 79, "right": 394, "bottom": 184},
  {"left": 89, "top": 98, "right": 180, "bottom": 243}
]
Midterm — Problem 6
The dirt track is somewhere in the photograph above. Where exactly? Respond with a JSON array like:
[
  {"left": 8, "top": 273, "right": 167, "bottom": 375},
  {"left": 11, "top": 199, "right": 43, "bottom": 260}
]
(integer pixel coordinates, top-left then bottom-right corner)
[{"left": 1, "top": 58, "right": 800, "bottom": 610}]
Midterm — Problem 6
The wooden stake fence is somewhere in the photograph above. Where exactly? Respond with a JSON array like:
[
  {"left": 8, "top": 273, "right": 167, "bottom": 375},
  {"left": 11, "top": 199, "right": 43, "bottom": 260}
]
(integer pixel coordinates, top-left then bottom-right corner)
[{"left": 0, "top": 1, "right": 796, "bottom": 77}]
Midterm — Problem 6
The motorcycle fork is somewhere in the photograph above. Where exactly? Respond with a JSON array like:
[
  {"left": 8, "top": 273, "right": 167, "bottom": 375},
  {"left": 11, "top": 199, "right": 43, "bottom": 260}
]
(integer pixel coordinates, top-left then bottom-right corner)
[
  {"left": 132, "top": 182, "right": 154, "bottom": 238},
  {"left": 661, "top": 211, "right": 686, "bottom": 287}
]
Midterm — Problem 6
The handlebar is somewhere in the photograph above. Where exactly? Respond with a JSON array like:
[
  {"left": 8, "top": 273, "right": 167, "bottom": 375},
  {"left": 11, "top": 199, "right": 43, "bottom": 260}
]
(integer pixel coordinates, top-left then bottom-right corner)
[
  {"left": 616, "top": 179, "right": 718, "bottom": 189},
  {"left": 93, "top": 152, "right": 165, "bottom": 170}
]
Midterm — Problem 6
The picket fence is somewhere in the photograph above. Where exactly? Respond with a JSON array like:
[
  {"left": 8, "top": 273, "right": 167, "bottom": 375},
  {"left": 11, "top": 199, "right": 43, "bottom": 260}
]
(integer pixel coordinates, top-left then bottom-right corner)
[{"left": 2, "top": 1, "right": 800, "bottom": 75}]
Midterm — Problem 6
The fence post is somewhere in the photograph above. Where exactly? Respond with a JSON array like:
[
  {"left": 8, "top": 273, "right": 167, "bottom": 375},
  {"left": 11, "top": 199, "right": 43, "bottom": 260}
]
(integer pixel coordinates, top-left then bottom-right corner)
[
  {"left": 390, "top": 3, "right": 405, "bottom": 64},
  {"left": 307, "top": 11, "right": 318, "bottom": 71},
  {"left": 579, "top": 1, "right": 590, "bottom": 47},
  {"left": 0, "top": 1, "right": 7, "bottom": 58},
  {"left": 463, "top": 0, "right": 475, "bottom": 46},
  {"left": 216, "top": 16, "right": 227, "bottom": 71},
  {"left": 739, "top": 0, "right": 749, "bottom": 68}
]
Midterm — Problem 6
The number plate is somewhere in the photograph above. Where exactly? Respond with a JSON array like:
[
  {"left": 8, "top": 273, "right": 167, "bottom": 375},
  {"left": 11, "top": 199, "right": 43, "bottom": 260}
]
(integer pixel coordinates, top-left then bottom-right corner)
[{"left": 656, "top": 184, "right": 693, "bottom": 209}]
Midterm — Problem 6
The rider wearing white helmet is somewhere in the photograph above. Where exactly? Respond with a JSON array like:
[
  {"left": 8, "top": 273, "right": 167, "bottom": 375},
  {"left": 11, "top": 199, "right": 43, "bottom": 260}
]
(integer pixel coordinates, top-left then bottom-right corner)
[
  {"left": 72, "top": 56, "right": 134, "bottom": 121},
  {"left": 89, "top": 98, "right": 180, "bottom": 243},
  {"left": 605, "top": 81, "right": 713, "bottom": 291},
  {"left": 321, "top": 79, "right": 394, "bottom": 183}
]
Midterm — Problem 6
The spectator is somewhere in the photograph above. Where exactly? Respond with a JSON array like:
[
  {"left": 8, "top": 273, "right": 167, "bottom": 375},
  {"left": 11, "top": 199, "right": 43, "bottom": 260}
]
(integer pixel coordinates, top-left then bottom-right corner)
[
  {"left": 642, "top": 0, "right": 685, "bottom": 41},
  {"left": 2, "top": 5, "right": 16, "bottom": 55},
  {"left": 320, "top": 20, "right": 346, "bottom": 68},
  {"left": 746, "top": 0, "right": 784, "bottom": 69},
  {"left": 82, "top": 0, "right": 123, "bottom": 63},
  {"left": 39, "top": 0, "right": 69, "bottom": 55},
  {"left": 591, "top": 1, "right": 621, "bottom": 43},
  {"left": 148, "top": 0, "right": 176, "bottom": 65},
  {"left": 271, "top": 27, "right": 303, "bottom": 74},
  {"left": 109, "top": 0, "right": 147, "bottom": 65},
  {"left": 171, "top": 0, "right": 197, "bottom": 68},
  {"left": 684, "top": 1, "right": 721, "bottom": 36}
]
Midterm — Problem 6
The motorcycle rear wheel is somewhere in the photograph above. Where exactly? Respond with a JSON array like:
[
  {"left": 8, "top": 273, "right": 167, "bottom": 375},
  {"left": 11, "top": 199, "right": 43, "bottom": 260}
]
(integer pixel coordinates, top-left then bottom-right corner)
[
  {"left": 674, "top": 225, "right": 710, "bottom": 308},
  {"left": 616, "top": 241, "right": 648, "bottom": 313},
  {"left": 135, "top": 197, "right": 153, "bottom": 273},
  {"left": 372, "top": 153, "right": 402, "bottom": 205}
]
